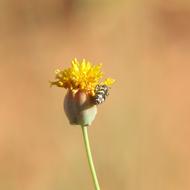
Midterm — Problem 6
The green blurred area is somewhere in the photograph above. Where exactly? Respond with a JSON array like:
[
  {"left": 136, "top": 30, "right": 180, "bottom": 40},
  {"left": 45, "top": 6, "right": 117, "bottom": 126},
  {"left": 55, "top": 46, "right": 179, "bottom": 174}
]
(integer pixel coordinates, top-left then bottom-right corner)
[{"left": 0, "top": 0, "right": 190, "bottom": 189}]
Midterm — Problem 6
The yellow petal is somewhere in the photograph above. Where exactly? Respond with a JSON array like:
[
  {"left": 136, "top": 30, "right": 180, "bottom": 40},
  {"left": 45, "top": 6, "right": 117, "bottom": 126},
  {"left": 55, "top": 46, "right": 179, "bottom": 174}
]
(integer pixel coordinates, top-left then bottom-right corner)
[{"left": 102, "top": 78, "right": 115, "bottom": 86}]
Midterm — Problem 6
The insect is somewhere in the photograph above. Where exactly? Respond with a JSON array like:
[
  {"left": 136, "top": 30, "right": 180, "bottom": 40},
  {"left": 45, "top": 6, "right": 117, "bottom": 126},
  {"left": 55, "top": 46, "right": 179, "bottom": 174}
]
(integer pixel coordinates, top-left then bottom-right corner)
[{"left": 92, "top": 84, "right": 110, "bottom": 105}]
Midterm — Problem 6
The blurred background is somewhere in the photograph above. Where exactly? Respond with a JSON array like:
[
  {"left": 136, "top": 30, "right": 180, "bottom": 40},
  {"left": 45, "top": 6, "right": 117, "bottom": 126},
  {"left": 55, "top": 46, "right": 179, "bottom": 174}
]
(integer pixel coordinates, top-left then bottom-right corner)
[{"left": 0, "top": 0, "right": 190, "bottom": 189}]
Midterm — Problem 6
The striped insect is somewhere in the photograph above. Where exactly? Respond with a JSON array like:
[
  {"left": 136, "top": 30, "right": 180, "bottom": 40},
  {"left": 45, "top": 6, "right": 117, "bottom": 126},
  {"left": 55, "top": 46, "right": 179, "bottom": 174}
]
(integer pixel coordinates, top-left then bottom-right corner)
[{"left": 92, "top": 84, "right": 109, "bottom": 105}]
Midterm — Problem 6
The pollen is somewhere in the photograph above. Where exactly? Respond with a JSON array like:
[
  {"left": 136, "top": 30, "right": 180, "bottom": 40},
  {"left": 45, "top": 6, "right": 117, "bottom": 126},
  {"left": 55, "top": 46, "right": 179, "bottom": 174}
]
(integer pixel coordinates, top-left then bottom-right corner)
[{"left": 50, "top": 58, "right": 115, "bottom": 95}]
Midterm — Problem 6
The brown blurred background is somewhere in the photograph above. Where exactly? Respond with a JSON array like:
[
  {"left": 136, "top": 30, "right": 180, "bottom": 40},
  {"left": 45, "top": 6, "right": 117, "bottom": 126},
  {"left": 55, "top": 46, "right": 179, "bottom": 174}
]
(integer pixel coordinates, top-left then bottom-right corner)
[{"left": 0, "top": 0, "right": 190, "bottom": 189}]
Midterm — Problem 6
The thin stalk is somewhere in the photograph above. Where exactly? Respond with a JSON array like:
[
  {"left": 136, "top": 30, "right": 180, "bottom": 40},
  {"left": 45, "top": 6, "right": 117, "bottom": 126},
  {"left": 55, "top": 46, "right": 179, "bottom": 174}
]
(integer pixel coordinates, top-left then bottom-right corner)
[{"left": 81, "top": 126, "right": 100, "bottom": 190}]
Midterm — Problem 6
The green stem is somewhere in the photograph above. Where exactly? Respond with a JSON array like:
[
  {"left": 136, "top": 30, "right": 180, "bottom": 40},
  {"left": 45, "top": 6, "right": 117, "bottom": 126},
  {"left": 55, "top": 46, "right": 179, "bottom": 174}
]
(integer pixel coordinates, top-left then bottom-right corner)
[{"left": 81, "top": 126, "right": 100, "bottom": 190}]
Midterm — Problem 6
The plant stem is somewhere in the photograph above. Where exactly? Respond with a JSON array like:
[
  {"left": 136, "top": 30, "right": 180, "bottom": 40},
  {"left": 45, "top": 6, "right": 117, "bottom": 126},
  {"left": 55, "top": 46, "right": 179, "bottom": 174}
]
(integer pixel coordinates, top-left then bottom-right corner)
[{"left": 81, "top": 126, "right": 100, "bottom": 190}]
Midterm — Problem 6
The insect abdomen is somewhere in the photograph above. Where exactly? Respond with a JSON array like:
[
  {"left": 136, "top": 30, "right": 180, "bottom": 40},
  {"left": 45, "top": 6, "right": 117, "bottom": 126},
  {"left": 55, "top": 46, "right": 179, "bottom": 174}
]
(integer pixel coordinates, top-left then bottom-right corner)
[{"left": 93, "top": 85, "right": 109, "bottom": 105}]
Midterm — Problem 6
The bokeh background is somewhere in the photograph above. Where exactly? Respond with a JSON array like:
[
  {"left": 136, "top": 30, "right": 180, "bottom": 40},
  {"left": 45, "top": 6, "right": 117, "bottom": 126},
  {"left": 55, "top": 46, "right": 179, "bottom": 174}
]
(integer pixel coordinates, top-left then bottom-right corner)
[{"left": 1, "top": 0, "right": 190, "bottom": 189}]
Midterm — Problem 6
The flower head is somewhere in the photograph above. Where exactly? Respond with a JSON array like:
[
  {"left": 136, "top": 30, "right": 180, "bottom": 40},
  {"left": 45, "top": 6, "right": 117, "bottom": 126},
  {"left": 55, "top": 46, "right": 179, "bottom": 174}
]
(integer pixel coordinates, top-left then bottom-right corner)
[
  {"left": 50, "top": 58, "right": 115, "bottom": 96},
  {"left": 50, "top": 58, "right": 115, "bottom": 126}
]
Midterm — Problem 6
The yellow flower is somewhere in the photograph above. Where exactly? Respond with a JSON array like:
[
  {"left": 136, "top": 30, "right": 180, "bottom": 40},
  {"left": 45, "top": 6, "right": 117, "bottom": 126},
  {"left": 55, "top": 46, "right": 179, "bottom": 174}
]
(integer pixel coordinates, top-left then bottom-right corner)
[
  {"left": 51, "top": 58, "right": 115, "bottom": 126},
  {"left": 50, "top": 58, "right": 115, "bottom": 96}
]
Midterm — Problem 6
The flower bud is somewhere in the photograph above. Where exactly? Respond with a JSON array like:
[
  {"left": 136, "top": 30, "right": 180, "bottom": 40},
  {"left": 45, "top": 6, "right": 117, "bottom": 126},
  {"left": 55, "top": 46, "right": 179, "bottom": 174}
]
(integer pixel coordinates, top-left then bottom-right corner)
[{"left": 64, "top": 90, "right": 97, "bottom": 126}]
